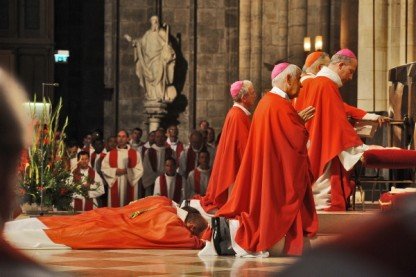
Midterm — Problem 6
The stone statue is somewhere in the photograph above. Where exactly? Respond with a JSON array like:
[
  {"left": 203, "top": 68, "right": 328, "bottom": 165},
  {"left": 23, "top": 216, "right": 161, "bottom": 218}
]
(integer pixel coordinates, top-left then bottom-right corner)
[{"left": 125, "top": 16, "right": 177, "bottom": 102}]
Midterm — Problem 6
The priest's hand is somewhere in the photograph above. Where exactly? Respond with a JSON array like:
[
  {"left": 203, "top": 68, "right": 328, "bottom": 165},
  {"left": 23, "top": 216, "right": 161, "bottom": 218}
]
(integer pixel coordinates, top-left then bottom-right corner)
[
  {"left": 377, "top": 116, "right": 390, "bottom": 126},
  {"left": 298, "top": 106, "right": 315, "bottom": 123},
  {"left": 116, "top": 168, "right": 127, "bottom": 176}
]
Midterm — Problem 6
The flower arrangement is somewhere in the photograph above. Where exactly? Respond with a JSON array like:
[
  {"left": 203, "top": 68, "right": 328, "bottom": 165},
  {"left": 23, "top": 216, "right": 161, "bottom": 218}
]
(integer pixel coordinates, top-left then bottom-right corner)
[{"left": 18, "top": 98, "right": 91, "bottom": 212}]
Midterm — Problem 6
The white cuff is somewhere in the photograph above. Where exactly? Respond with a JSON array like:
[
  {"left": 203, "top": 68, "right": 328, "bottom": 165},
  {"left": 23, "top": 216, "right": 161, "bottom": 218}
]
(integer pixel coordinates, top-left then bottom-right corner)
[{"left": 362, "top": 113, "right": 380, "bottom": 121}]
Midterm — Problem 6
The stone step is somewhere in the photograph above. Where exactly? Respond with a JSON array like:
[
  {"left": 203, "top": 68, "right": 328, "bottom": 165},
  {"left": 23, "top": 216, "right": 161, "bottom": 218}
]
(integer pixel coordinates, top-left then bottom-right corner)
[{"left": 317, "top": 202, "right": 380, "bottom": 235}]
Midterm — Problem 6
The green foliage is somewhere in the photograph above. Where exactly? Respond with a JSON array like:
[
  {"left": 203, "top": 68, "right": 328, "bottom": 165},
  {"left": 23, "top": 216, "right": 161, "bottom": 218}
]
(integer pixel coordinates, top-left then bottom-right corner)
[{"left": 18, "top": 98, "right": 89, "bottom": 211}]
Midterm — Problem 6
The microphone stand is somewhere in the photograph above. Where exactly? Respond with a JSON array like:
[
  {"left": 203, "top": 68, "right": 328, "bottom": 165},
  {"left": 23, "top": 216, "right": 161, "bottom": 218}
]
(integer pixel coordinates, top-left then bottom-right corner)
[{"left": 39, "top": 82, "right": 59, "bottom": 215}]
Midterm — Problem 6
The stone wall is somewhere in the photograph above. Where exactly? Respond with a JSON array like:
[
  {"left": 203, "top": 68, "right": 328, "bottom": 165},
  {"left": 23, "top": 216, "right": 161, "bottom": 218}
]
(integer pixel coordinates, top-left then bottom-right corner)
[{"left": 104, "top": 0, "right": 238, "bottom": 143}]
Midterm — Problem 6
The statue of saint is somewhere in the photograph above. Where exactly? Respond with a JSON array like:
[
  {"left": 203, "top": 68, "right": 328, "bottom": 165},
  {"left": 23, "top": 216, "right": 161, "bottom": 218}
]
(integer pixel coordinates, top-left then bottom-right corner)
[{"left": 125, "top": 16, "right": 176, "bottom": 102}]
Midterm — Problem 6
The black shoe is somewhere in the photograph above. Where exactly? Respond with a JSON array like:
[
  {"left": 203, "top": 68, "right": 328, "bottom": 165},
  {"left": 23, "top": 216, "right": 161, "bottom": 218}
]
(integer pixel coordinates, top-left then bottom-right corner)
[{"left": 212, "top": 217, "right": 236, "bottom": 256}]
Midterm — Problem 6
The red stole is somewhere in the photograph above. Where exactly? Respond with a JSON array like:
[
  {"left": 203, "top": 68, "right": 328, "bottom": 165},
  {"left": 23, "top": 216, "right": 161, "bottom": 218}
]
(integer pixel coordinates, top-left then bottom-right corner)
[
  {"left": 108, "top": 148, "right": 138, "bottom": 207},
  {"left": 176, "top": 142, "right": 184, "bottom": 158},
  {"left": 194, "top": 168, "right": 201, "bottom": 195},
  {"left": 90, "top": 152, "right": 97, "bottom": 167},
  {"left": 159, "top": 174, "right": 182, "bottom": 203},
  {"left": 72, "top": 166, "right": 95, "bottom": 211},
  {"left": 148, "top": 147, "right": 173, "bottom": 172}
]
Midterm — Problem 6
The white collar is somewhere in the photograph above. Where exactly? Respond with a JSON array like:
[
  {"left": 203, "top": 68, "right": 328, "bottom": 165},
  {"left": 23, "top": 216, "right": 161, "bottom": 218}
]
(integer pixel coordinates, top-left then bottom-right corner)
[
  {"left": 144, "top": 141, "right": 151, "bottom": 148},
  {"left": 164, "top": 173, "right": 177, "bottom": 179},
  {"left": 152, "top": 144, "right": 165, "bottom": 151},
  {"left": 117, "top": 145, "right": 130, "bottom": 150},
  {"left": 270, "top": 86, "right": 289, "bottom": 100},
  {"left": 197, "top": 166, "right": 210, "bottom": 173},
  {"left": 176, "top": 207, "right": 188, "bottom": 222},
  {"left": 233, "top": 102, "right": 251, "bottom": 116},
  {"left": 167, "top": 137, "right": 179, "bottom": 145},
  {"left": 300, "top": 73, "right": 316, "bottom": 83},
  {"left": 316, "top": 66, "right": 343, "bottom": 87},
  {"left": 171, "top": 201, "right": 188, "bottom": 222}
]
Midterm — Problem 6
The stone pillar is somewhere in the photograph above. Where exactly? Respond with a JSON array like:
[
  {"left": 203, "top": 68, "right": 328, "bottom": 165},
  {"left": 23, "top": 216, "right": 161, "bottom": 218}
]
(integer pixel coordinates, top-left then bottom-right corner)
[
  {"left": 239, "top": 0, "right": 262, "bottom": 92},
  {"left": 239, "top": 0, "right": 251, "bottom": 80},
  {"left": 288, "top": 0, "right": 307, "bottom": 67},
  {"left": 250, "top": 1, "right": 262, "bottom": 92},
  {"left": 329, "top": 0, "right": 341, "bottom": 53},
  {"left": 144, "top": 101, "right": 167, "bottom": 132},
  {"left": 307, "top": 0, "right": 330, "bottom": 53},
  {"left": 357, "top": 0, "right": 388, "bottom": 111},
  {"left": 103, "top": 0, "right": 117, "bottom": 138},
  {"left": 276, "top": 0, "right": 288, "bottom": 61},
  {"left": 388, "top": 0, "right": 416, "bottom": 68}
]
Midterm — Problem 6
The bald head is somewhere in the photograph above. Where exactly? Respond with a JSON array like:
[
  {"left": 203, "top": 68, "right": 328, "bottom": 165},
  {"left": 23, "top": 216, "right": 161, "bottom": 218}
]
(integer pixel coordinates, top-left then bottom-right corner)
[
  {"left": 303, "top": 52, "right": 330, "bottom": 75},
  {"left": 328, "top": 50, "right": 358, "bottom": 85},
  {"left": 271, "top": 64, "right": 302, "bottom": 99}
]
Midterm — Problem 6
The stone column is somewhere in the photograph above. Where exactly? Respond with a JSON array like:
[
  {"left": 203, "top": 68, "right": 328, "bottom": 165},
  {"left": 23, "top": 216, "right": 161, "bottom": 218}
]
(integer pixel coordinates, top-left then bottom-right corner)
[
  {"left": 288, "top": 0, "right": 307, "bottom": 67},
  {"left": 357, "top": 0, "right": 388, "bottom": 111},
  {"left": 250, "top": 1, "right": 262, "bottom": 92},
  {"left": 388, "top": 0, "right": 416, "bottom": 68},
  {"left": 239, "top": 0, "right": 251, "bottom": 80},
  {"left": 144, "top": 101, "right": 167, "bottom": 132},
  {"left": 276, "top": 0, "right": 288, "bottom": 61},
  {"left": 239, "top": 0, "right": 263, "bottom": 92}
]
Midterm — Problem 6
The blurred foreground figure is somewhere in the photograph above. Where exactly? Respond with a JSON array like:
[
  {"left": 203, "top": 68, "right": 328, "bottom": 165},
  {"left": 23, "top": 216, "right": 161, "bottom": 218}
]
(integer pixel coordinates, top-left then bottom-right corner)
[
  {"left": 0, "top": 67, "right": 56, "bottom": 276},
  {"left": 282, "top": 194, "right": 416, "bottom": 276}
]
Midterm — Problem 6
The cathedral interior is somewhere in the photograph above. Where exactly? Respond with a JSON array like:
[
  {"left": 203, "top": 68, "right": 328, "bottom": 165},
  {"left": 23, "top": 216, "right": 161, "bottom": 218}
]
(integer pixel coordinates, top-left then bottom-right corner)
[{"left": 1, "top": 0, "right": 416, "bottom": 275}]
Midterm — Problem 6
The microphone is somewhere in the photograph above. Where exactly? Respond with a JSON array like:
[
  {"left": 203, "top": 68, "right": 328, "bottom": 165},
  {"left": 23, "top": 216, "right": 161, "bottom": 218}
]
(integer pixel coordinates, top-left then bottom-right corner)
[{"left": 42, "top": 82, "right": 60, "bottom": 87}]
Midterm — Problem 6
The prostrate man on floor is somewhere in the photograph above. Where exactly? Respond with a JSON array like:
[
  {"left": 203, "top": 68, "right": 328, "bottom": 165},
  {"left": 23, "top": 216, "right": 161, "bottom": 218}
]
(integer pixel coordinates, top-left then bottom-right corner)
[
  {"left": 200, "top": 80, "right": 256, "bottom": 213},
  {"left": 101, "top": 130, "right": 143, "bottom": 207},
  {"left": 300, "top": 49, "right": 383, "bottom": 211},
  {"left": 71, "top": 150, "right": 104, "bottom": 211},
  {"left": 4, "top": 196, "right": 208, "bottom": 250},
  {"left": 208, "top": 63, "right": 318, "bottom": 257}
]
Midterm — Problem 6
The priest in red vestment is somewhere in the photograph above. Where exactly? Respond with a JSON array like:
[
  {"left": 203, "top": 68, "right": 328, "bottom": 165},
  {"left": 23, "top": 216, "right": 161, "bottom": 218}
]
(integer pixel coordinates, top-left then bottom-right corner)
[
  {"left": 199, "top": 80, "right": 256, "bottom": 213},
  {"left": 294, "top": 51, "right": 384, "bottom": 123},
  {"left": 300, "top": 49, "right": 377, "bottom": 211},
  {"left": 215, "top": 63, "right": 318, "bottom": 256},
  {"left": 4, "top": 196, "right": 207, "bottom": 250}
]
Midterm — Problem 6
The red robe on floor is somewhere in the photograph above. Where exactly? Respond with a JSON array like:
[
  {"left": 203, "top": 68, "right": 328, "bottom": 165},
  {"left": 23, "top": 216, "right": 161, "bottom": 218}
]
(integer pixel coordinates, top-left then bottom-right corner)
[
  {"left": 216, "top": 93, "right": 318, "bottom": 255},
  {"left": 39, "top": 196, "right": 204, "bottom": 249},
  {"left": 302, "top": 76, "right": 364, "bottom": 210},
  {"left": 200, "top": 106, "right": 251, "bottom": 212}
]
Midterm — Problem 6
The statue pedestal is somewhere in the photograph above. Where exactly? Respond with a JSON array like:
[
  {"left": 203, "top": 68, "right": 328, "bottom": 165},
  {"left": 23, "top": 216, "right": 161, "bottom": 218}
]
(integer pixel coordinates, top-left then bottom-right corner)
[{"left": 144, "top": 100, "right": 168, "bottom": 132}]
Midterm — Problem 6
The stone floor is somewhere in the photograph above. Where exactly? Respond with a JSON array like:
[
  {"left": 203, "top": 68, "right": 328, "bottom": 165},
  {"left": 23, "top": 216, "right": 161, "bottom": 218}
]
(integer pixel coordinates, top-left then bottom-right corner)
[
  {"left": 19, "top": 203, "right": 380, "bottom": 276},
  {"left": 23, "top": 249, "right": 298, "bottom": 276}
]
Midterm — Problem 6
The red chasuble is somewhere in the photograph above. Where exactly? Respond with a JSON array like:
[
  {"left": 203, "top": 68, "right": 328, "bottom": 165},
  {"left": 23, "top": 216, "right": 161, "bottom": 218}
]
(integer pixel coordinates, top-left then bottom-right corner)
[
  {"left": 294, "top": 77, "right": 367, "bottom": 120},
  {"left": 40, "top": 196, "right": 204, "bottom": 249},
  {"left": 216, "top": 93, "right": 318, "bottom": 255},
  {"left": 200, "top": 106, "right": 251, "bottom": 212},
  {"left": 302, "top": 76, "right": 364, "bottom": 210}
]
